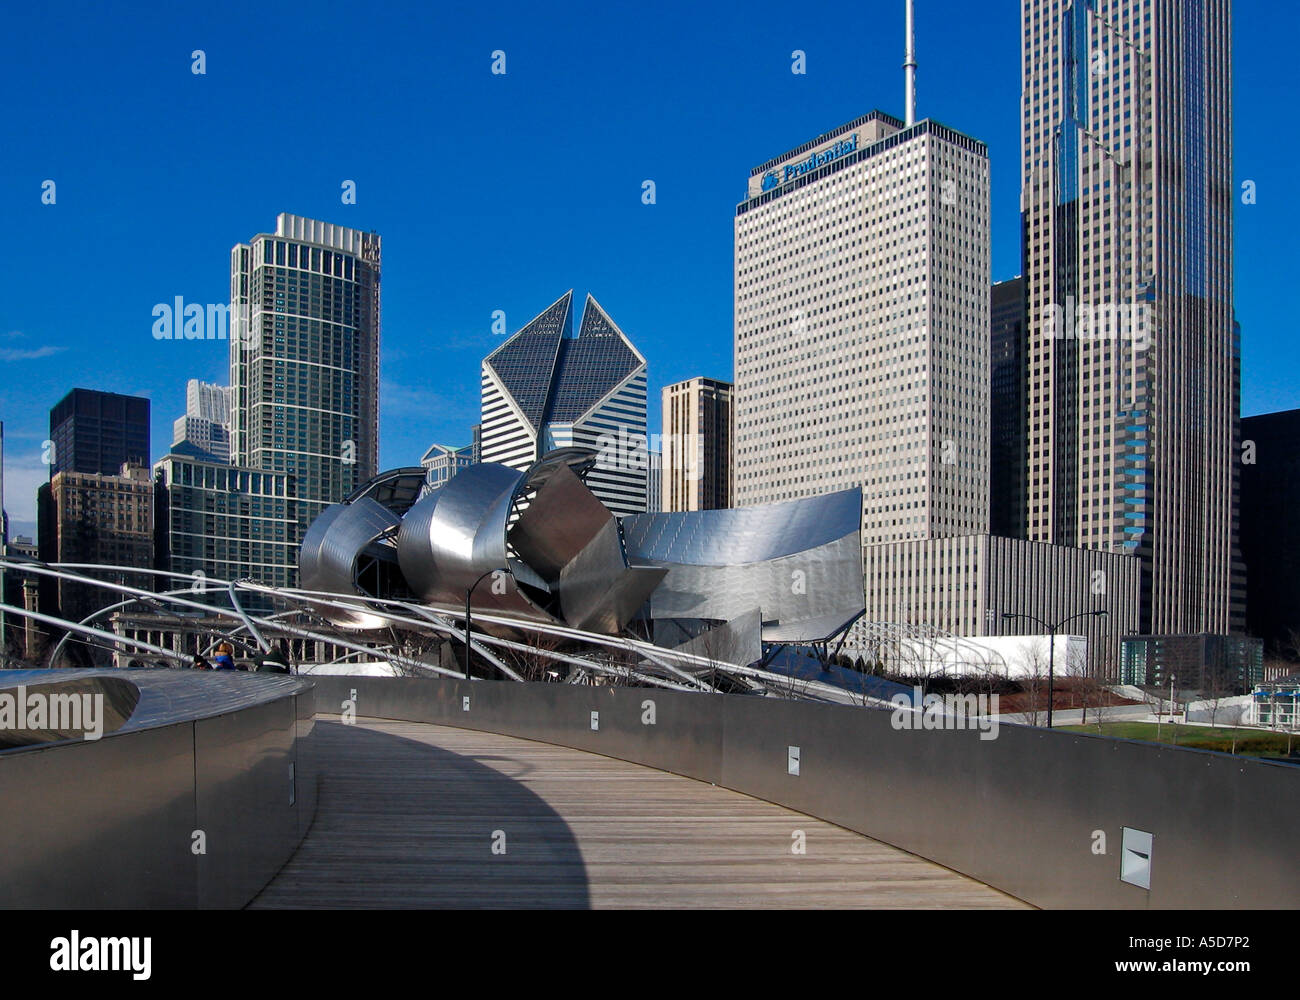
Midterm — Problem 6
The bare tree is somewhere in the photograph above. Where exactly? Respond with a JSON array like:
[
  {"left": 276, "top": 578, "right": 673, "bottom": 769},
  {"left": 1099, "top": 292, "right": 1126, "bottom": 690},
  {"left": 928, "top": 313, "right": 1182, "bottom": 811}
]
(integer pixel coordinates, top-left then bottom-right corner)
[
  {"left": 1201, "top": 661, "right": 1233, "bottom": 730},
  {"left": 1284, "top": 628, "right": 1300, "bottom": 664},
  {"left": 1089, "top": 648, "right": 1121, "bottom": 732},
  {"left": 1015, "top": 639, "right": 1050, "bottom": 727},
  {"left": 501, "top": 632, "right": 565, "bottom": 682},
  {"left": 765, "top": 651, "right": 811, "bottom": 701},
  {"left": 1062, "top": 639, "right": 1095, "bottom": 725}
]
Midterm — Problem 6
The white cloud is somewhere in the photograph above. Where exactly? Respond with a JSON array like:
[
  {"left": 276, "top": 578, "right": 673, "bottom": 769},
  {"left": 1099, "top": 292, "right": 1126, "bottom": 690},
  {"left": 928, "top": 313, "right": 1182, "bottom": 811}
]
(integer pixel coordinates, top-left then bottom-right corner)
[{"left": 0, "top": 345, "right": 67, "bottom": 361}]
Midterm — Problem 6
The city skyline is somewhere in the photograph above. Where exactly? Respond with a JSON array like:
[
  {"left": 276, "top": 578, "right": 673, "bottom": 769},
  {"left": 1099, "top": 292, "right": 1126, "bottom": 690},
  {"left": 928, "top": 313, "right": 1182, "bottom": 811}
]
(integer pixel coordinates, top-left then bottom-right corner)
[
  {"left": 1, "top": 0, "right": 1295, "bottom": 534},
  {"left": 3, "top": 0, "right": 1300, "bottom": 929}
]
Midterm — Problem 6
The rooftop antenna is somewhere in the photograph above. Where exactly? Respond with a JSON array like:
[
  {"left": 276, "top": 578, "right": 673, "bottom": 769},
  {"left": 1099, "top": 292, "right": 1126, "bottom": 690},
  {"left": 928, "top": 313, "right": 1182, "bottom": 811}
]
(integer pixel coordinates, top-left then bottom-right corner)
[{"left": 904, "top": 0, "right": 917, "bottom": 126}]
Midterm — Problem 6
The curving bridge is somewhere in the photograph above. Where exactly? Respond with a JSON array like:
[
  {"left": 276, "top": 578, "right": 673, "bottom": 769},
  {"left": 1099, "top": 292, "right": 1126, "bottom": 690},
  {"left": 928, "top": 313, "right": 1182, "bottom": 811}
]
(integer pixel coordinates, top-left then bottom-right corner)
[
  {"left": 2, "top": 669, "right": 1299, "bottom": 909},
  {"left": 253, "top": 718, "right": 1021, "bottom": 908}
]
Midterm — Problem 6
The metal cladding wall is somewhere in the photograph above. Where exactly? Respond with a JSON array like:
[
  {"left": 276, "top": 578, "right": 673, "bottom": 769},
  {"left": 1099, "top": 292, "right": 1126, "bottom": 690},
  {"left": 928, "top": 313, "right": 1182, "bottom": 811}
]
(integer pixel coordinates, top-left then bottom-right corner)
[
  {"left": 298, "top": 497, "right": 404, "bottom": 629},
  {"left": 313, "top": 676, "right": 1300, "bottom": 909},
  {"left": 0, "top": 673, "right": 318, "bottom": 908}
]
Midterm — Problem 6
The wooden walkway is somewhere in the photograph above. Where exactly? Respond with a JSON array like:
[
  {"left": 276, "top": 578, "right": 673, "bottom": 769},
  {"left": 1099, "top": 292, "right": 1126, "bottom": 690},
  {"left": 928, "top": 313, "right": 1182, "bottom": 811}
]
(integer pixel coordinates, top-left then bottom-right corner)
[{"left": 251, "top": 719, "right": 1028, "bottom": 909}]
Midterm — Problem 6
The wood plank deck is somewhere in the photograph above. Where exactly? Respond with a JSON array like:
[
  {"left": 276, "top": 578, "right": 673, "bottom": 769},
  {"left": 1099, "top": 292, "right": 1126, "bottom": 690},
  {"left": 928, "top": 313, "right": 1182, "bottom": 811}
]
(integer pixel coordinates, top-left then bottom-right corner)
[{"left": 251, "top": 719, "right": 1029, "bottom": 909}]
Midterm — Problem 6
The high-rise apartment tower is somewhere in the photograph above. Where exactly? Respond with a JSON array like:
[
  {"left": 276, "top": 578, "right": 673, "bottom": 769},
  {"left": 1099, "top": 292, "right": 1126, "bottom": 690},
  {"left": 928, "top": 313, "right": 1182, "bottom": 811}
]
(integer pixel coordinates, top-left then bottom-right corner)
[{"left": 229, "top": 214, "right": 381, "bottom": 535}]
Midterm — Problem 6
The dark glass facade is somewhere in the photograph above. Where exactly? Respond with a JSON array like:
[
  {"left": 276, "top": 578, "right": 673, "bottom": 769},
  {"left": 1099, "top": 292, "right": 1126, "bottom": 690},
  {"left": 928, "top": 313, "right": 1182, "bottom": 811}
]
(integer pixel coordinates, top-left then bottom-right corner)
[
  {"left": 154, "top": 455, "right": 299, "bottom": 592},
  {"left": 230, "top": 219, "right": 381, "bottom": 543},
  {"left": 48, "top": 389, "right": 150, "bottom": 477},
  {"left": 990, "top": 278, "right": 1026, "bottom": 538},
  {"left": 1240, "top": 409, "right": 1300, "bottom": 654},
  {"left": 1121, "top": 633, "right": 1264, "bottom": 692}
]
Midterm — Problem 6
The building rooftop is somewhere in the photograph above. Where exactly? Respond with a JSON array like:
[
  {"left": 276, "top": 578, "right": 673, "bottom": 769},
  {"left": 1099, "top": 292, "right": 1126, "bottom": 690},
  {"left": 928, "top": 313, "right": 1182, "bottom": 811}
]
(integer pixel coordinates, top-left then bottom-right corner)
[{"left": 484, "top": 292, "right": 643, "bottom": 431}]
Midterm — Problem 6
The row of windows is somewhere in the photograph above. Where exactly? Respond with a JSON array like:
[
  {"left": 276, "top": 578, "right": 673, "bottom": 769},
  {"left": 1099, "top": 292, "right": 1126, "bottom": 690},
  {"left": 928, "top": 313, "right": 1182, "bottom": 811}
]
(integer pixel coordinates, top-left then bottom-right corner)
[{"left": 260, "top": 238, "right": 360, "bottom": 281}]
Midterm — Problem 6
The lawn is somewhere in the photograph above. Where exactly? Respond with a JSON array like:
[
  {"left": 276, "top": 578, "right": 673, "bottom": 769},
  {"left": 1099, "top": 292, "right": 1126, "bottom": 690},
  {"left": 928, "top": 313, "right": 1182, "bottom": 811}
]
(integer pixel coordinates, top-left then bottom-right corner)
[{"left": 1058, "top": 721, "right": 1300, "bottom": 758}]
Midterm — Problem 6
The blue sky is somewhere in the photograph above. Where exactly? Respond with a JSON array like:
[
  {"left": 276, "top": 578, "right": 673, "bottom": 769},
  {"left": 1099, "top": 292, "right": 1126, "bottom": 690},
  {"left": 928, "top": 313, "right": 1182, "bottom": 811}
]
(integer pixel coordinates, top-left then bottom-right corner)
[{"left": 1, "top": 0, "right": 1294, "bottom": 532}]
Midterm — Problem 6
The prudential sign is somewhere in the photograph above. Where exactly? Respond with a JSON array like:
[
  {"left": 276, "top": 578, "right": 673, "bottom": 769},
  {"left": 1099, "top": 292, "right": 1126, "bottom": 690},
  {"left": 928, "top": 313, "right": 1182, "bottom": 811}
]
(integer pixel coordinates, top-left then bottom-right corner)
[{"left": 761, "top": 133, "right": 859, "bottom": 191}]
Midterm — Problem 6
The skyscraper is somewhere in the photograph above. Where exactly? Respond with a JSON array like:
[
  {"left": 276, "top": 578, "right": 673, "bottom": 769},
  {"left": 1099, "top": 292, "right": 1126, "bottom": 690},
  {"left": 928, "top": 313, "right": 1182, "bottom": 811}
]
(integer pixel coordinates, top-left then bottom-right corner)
[
  {"left": 48, "top": 389, "right": 150, "bottom": 478},
  {"left": 645, "top": 448, "right": 662, "bottom": 514},
  {"left": 229, "top": 214, "right": 381, "bottom": 535},
  {"left": 153, "top": 455, "right": 298, "bottom": 592},
  {"left": 480, "top": 291, "right": 648, "bottom": 516},
  {"left": 733, "top": 109, "right": 990, "bottom": 544},
  {"left": 48, "top": 462, "right": 153, "bottom": 624},
  {"left": 661, "top": 376, "right": 732, "bottom": 512},
  {"left": 1020, "top": 0, "right": 1236, "bottom": 634},
  {"left": 41, "top": 391, "right": 152, "bottom": 624},
  {"left": 990, "top": 277, "right": 1027, "bottom": 539},
  {"left": 171, "top": 379, "right": 231, "bottom": 464}
]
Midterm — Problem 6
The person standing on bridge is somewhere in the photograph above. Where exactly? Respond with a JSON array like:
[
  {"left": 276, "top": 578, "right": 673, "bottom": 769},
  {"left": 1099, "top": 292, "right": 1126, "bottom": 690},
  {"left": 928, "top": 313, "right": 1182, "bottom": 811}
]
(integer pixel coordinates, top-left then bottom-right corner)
[{"left": 213, "top": 642, "right": 237, "bottom": 671}]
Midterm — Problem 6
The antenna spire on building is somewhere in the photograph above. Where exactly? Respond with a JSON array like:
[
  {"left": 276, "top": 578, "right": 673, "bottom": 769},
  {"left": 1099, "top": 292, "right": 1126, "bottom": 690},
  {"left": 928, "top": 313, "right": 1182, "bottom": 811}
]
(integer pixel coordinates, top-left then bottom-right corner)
[{"left": 904, "top": 0, "right": 917, "bottom": 126}]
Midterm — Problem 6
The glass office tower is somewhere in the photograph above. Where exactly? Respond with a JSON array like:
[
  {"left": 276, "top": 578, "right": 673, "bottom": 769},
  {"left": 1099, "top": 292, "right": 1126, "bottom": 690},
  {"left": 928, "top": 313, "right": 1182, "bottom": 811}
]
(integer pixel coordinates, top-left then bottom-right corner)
[{"left": 1020, "top": 0, "right": 1238, "bottom": 634}]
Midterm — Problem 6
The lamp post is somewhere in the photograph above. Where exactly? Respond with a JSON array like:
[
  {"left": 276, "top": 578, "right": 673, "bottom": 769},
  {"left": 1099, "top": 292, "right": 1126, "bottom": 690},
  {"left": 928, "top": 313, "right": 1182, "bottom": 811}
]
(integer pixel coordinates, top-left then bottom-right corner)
[
  {"left": 464, "top": 568, "right": 507, "bottom": 680},
  {"left": 1003, "top": 609, "right": 1109, "bottom": 729}
]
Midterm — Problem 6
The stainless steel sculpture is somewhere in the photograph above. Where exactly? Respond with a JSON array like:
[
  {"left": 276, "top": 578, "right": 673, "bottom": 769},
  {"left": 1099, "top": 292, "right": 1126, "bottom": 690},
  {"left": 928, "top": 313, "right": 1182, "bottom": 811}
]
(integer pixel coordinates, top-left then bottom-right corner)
[
  {"left": 620, "top": 488, "right": 864, "bottom": 644},
  {"left": 298, "top": 498, "right": 403, "bottom": 630},
  {"left": 298, "top": 455, "right": 864, "bottom": 666}
]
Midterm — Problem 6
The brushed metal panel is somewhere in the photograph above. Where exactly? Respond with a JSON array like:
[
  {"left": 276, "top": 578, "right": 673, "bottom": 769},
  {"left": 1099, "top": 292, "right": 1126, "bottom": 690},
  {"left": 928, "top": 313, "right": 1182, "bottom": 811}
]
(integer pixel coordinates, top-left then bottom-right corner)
[
  {"left": 295, "top": 691, "right": 319, "bottom": 840},
  {"left": 298, "top": 497, "right": 403, "bottom": 629},
  {"left": 643, "top": 533, "right": 864, "bottom": 632},
  {"left": 395, "top": 463, "right": 545, "bottom": 620},
  {"left": 670, "top": 608, "right": 762, "bottom": 668},
  {"left": 621, "top": 488, "right": 863, "bottom": 565},
  {"left": 194, "top": 697, "right": 300, "bottom": 908},
  {"left": 0, "top": 724, "right": 197, "bottom": 907},
  {"left": 508, "top": 463, "right": 610, "bottom": 580},
  {"left": 0, "top": 670, "right": 315, "bottom": 909},
  {"left": 556, "top": 520, "right": 665, "bottom": 633}
]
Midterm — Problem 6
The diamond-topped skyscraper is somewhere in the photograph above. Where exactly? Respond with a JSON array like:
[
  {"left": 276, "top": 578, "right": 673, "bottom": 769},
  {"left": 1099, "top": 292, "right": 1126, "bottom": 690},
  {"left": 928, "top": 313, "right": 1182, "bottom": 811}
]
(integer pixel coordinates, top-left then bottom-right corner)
[{"left": 480, "top": 291, "right": 648, "bottom": 515}]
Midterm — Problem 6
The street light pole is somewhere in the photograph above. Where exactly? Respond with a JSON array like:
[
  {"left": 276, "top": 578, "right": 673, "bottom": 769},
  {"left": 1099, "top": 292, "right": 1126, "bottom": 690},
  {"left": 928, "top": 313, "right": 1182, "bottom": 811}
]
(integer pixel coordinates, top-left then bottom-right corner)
[
  {"left": 1004, "top": 609, "right": 1109, "bottom": 729},
  {"left": 1048, "top": 623, "right": 1056, "bottom": 727},
  {"left": 464, "top": 567, "right": 507, "bottom": 680},
  {"left": 1169, "top": 671, "right": 1177, "bottom": 740}
]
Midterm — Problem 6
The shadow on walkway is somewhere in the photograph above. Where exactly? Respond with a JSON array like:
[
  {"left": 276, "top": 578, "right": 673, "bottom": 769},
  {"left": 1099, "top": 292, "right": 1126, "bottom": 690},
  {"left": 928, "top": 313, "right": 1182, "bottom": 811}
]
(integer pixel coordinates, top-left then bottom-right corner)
[{"left": 251, "top": 721, "right": 590, "bottom": 908}]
